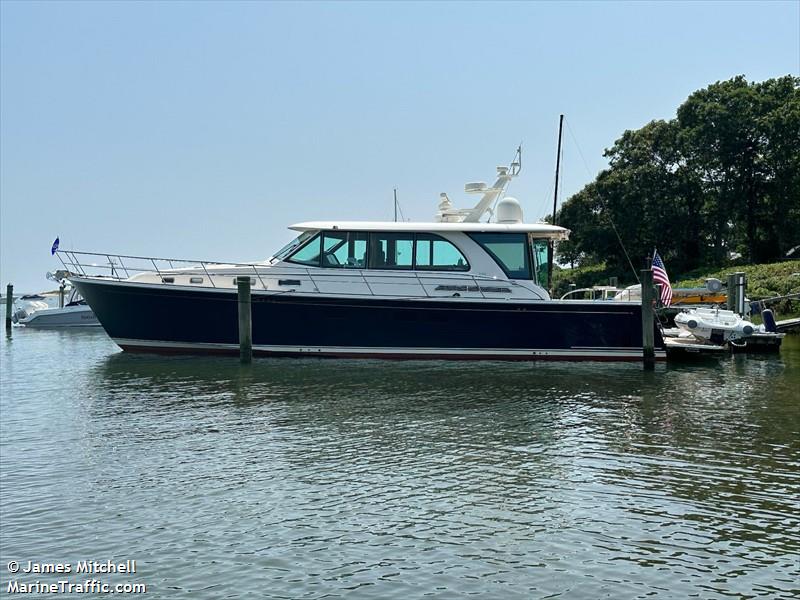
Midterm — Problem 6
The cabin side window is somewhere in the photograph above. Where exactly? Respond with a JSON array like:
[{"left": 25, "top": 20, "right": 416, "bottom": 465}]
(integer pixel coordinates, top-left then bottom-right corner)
[
  {"left": 286, "top": 233, "right": 322, "bottom": 266},
  {"left": 369, "top": 233, "right": 414, "bottom": 270},
  {"left": 414, "top": 233, "right": 469, "bottom": 271},
  {"left": 531, "top": 238, "right": 549, "bottom": 287},
  {"left": 287, "top": 230, "right": 471, "bottom": 272},
  {"left": 468, "top": 232, "right": 532, "bottom": 279},
  {"left": 321, "top": 231, "right": 368, "bottom": 268}
]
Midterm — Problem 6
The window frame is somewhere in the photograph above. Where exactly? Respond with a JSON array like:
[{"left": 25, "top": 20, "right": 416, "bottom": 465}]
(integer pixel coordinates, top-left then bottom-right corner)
[
  {"left": 368, "top": 232, "right": 415, "bottom": 270},
  {"left": 285, "top": 230, "right": 472, "bottom": 272},
  {"left": 321, "top": 230, "right": 368, "bottom": 269},
  {"left": 413, "top": 233, "right": 470, "bottom": 272},
  {"left": 272, "top": 231, "right": 317, "bottom": 262},
  {"left": 529, "top": 236, "right": 549, "bottom": 288},
  {"left": 285, "top": 232, "right": 323, "bottom": 266},
  {"left": 467, "top": 232, "right": 533, "bottom": 280}
]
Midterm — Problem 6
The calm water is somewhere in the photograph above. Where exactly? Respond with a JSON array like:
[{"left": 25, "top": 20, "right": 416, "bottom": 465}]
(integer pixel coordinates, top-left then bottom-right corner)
[{"left": 1, "top": 329, "right": 798, "bottom": 599}]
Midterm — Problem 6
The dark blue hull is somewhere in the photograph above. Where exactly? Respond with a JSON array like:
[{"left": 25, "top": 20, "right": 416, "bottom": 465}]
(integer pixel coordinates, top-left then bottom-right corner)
[{"left": 73, "top": 278, "right": 666, "bottom": 361}]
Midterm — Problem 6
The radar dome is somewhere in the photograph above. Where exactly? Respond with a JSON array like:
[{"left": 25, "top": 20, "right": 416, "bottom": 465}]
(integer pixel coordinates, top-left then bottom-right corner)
[{"left": 496, "top": 197, "right": 523, "bottom": 224}]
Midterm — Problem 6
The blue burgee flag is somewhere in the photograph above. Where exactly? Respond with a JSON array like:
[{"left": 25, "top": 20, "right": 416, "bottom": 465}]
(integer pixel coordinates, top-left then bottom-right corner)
[{"left": 51, "top": 237, "right": 59, "bottom": 255}]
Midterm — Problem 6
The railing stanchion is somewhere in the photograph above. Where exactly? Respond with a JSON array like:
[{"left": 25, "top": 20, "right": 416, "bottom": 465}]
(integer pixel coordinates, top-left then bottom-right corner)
[
  {"left": 472, "top": 275, "right": 487, "bottom": 299},
  {"left": 252, "top": 265, "right": 267, "bottom": 290},
  {"left": 200, "top": 262, "right": 216, "bottom": 288},
  {"left": 414, "top": 272, "right": 430, "bottom": 297},
  {"left": 361, "top": 270, "right": 374, "bottom": 296},
  {"left": 305, "top": 268, "right": 319, "bottom": 292},
  {"left": 117, "top": 256, "right": 131, "bottom": 279}
]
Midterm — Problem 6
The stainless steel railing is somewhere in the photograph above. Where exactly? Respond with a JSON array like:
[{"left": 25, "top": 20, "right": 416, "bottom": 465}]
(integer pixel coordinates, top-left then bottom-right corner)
[{"left": 56, "top": 250, "right": 537, "bottom": 300}]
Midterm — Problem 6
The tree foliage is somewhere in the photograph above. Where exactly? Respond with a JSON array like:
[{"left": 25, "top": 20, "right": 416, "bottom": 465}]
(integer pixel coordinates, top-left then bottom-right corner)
[{"left": 556, "top": 75, "right": 800, "bottom": 278}]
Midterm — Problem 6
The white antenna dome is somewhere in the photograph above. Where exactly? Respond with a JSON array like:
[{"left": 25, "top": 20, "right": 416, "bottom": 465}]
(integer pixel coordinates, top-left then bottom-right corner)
[{"left": 496, "top": 197, "right": 523, "bottom": 224}]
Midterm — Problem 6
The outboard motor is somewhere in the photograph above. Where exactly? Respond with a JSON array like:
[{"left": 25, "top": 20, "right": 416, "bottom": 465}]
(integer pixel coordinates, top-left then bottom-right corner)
[{"left": 762, "top": 309, "right": 778, "bottom": 333}]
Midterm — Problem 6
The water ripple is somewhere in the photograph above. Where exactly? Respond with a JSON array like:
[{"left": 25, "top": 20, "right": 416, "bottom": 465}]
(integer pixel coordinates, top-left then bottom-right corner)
[{"left": 1, "top": 329, "right": 799, "bottom": 598}]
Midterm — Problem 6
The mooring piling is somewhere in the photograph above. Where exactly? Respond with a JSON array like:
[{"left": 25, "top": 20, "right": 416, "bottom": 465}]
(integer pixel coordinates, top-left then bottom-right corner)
[
  {"left": 640, "top": 269, "right": 655, "bottom": 369},
  {"left": 726, "top": 273, "right": 736, "bottom": 312},
  {"left": 237, "top": 276, "right": 252, "bottom": 364},
  {"left": 5, "top": 284, "right": 13, "bottom": 330},
  {"left": 734, "top": 272, "right": 746, "bottom": 316},
  {"left": 726, "top": 272, "right": 747, "bottom": 316}
]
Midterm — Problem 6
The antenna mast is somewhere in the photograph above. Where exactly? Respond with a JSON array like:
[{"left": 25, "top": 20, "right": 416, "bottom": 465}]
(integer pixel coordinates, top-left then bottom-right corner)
[
  {"left": 394, "top": 188, "right": 398, "bottom": 222},
  {"left": 547, "top": 114, "right": 564, "bottom": 292}
]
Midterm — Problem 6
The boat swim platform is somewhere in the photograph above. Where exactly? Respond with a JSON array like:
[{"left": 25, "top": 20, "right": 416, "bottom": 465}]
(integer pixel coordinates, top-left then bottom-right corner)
[{"left": 664, "top": 337, "right": 727, "bottom": 357}]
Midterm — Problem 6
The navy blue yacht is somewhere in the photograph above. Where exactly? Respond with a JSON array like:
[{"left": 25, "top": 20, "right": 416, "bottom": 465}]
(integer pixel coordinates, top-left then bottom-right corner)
[{"left": 62, "top": 154, "right": 666, "bottom": 361}]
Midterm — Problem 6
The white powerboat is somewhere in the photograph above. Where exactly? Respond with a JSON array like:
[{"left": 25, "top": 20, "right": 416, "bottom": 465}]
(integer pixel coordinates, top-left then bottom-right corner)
[{"left": 13, "top": 276, "right": 100, "bottom": 328}]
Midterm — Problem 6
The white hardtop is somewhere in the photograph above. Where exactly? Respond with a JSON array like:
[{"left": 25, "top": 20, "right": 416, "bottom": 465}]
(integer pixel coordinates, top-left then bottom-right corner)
[{"left": 290, "top": 221, "right": 570, "bottom": 240}]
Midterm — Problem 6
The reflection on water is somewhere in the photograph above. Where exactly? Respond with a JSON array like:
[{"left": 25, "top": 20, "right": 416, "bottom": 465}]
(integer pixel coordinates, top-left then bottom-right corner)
[{"left": 1, "top": 329, "right": 798, "bottom": 598}]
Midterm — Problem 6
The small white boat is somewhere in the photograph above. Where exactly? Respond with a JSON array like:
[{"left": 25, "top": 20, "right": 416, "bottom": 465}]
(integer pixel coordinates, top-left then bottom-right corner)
[
  {"left": 674, "top": 307, "right": 754, "bottom": 344},
  {"left": 13, "top": 283, "right": 100, "bottom": 328}
]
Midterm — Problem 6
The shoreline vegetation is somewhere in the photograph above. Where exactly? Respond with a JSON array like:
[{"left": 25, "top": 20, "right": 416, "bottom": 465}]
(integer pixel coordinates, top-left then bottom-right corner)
[
  {"left": 553, "top": 259, "right": 800, "bottom": 324},
  {"left": 552, "top": 74, "right": 799, "bottom": 312}
]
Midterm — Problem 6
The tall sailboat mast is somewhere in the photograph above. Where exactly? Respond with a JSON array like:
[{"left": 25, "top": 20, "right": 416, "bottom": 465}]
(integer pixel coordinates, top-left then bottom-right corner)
[{"left": 547, "top": 114, "right": 564, "bottom": 292}]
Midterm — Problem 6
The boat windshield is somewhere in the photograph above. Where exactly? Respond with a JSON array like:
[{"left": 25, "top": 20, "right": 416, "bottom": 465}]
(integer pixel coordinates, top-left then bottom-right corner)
[{"left": 270, "top": 231, "right": 316, "bottom": 263}]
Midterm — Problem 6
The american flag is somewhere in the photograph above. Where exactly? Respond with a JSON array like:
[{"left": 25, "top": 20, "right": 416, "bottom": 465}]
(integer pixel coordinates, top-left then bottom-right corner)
[{"left": 652, "top": 250, "right": 672, "bottom": 306}]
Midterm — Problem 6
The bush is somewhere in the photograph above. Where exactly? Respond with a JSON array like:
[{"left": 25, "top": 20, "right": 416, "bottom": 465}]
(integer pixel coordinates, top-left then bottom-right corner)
[
  {"left": 675, "top": 260, "right": 800, "bottom": 299},
  {"left": 551, "top": 260, "right": 800, "bottom": 317}
]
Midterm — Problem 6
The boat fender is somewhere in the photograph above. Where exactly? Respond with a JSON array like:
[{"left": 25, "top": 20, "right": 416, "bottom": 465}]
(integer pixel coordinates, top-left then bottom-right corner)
[{"left": 762, "top": 309, "right": 777, "bottom": 333}]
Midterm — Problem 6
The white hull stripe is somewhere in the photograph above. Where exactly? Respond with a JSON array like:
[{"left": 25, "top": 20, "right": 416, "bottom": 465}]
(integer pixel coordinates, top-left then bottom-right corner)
[{"left": 113, "top": 338, "right": 666, "bottom": 360}]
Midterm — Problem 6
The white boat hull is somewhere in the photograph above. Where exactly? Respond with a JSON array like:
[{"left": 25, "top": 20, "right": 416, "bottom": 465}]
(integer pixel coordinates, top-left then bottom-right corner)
[
  {"left": 674, "top": 308, "right": 754, "bottom": 343},
  {"left": 16, "top": 305, "right": 101, "bottom": 328}
]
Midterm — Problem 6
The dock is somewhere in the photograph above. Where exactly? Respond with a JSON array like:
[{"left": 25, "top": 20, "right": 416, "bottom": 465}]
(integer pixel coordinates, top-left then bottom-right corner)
[
  {"left": 664, "top": 336, "right": 727, "bottom": 357},
  {"left": 775, "top": 317, "right": 800, "bottom": 333}
]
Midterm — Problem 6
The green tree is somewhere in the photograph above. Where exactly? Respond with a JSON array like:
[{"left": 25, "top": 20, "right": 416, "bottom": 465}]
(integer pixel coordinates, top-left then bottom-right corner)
[{"left": 557, "top": 75, "right": 800, "bottom": 276}]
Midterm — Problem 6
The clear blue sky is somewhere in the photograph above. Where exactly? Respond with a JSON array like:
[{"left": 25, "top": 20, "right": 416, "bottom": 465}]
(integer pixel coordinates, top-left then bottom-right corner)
[{"left": 2, "top": 0, "right": 798, "bottom": 292}]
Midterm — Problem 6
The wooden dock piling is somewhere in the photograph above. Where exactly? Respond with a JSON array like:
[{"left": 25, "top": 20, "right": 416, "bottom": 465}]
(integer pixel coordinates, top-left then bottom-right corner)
[
  {"left": 237, "top": 276, "right": 252, "bottom": 364},
  {"left": 640, "top": 269, "right": 655, "bottom": 369},
  {"left": 5, "top": 284, "right": 12, "bottom": 330}
]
